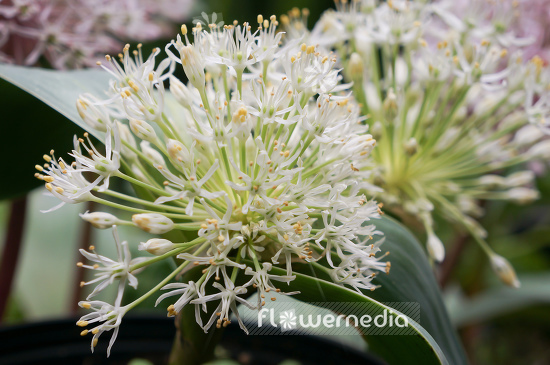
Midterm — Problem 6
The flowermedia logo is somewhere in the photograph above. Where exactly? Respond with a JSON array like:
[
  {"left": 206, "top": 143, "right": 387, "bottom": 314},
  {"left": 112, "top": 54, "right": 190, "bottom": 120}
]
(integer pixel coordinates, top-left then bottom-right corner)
[{"left": 251, "top": 301, "right": 419, "bottom": 335}]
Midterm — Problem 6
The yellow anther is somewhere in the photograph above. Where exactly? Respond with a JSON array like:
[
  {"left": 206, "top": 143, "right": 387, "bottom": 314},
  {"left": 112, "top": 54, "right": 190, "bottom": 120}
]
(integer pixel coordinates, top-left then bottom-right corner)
[
  {"left": 80, "top": 330, "right": 89, "bottom": 336},
  {"left": 43, "top": 154, "right": 52, "bottom": 162},
  {"left": 45, "top": 183, "right": 53, "bottom": 191},
  {"left": 35, "top": 164, "right": 44, "bottom": 172},
  {"left": 92, "top": 338, "right": 98, "bottom": 347},
  {"left": 92, "top": 328, "right": 99, "bottom": 335},
  {"left": 76, "top": 320, "right": 89, "bottom": 327}
]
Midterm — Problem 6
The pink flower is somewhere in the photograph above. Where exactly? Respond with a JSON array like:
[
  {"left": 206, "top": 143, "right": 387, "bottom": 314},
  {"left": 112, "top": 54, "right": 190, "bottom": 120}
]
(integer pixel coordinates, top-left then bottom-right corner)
[{"left": 0, "top": 0, "right": 194, "bottom": 69}]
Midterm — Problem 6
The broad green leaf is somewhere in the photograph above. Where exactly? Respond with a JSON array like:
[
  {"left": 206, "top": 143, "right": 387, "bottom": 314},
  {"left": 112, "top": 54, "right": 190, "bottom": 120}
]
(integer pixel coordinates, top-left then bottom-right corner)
[
  {"left": 294, "top": 216, "right": 467, "bottom": 364},
  {"left": 270, "top": 265, "right": 449, "bottom": 365},
  {"left": 367, "top": 217, "right": 467, "bottom": 364},
  {"left": 446, "top": 272, "right": 550, "bottom": 326},
  {"left": 0, "top": 64, "right": 109, "bottom": 199},
  {"left": 0, "top": 64, "right": 110, "bottom": 138}
]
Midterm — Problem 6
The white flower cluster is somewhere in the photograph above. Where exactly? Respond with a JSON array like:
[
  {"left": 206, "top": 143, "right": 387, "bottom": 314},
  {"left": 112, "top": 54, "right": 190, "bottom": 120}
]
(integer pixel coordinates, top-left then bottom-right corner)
[
  {"left": 34, "top": 15, "right": 388, "bottom": 354},
  {"left": 282, "top": 0, "right": 550, "bottom": 286}
]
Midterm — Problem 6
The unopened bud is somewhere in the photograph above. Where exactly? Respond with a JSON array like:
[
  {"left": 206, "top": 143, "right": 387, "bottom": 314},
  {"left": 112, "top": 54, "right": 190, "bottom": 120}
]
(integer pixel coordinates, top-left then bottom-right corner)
[
  {"left": 478, "top": 174, "right": 507, "bottom": 188},
  {"left": 140, "top": 141, "right": 165, "bottom": 167},
  {"left": 512, "top": 124, "right": 543, "bottom": 146},
  {"left": 80, "top": 211, "right": 120, "bottom": 229},
  {"left": 404, "top": 137, "right": 418, "bottom": 156},
  {"left": 167, "top": 139, "right": 192, "bottom": 166},
  {"left": 349, "top": 53, "right": 364, "bottom": 79},
  {"left": 117, "top": 121, "right": 137, "bottom": 160},
  {"left": 528, "top": 139, "right": 550, "bottom": 159},
  {"left": 371, "top": 121, "right": 383, "bottom": 140},
  {"left": 130, "top": 119, "right": 158, "bottom": 143},
  {"left": 132, "top": 213, "right": 174, "bottom": 234},
  {"left": 138, "top": 238, "right": 175, "bottom": 255},
  {"left": 505, "top": 171, "right": 535, "bottom": 187},
  {"left": 383, "top": 89, "right": 398, "bottom": 119},
  {"left": 170, "top": 75, "right": 195, "bottom": 108},
  {"left": 427, "top": 232, "right": 445, "bottom": 263},
  {"left": 76, "top": 95, "right": 111, "bottom": 132},
  {"left": 506, "top": 187, "right": 539, "bottom": 204},
  {"left": 490, "top": 254, "right": 520, "bottom": 288}
]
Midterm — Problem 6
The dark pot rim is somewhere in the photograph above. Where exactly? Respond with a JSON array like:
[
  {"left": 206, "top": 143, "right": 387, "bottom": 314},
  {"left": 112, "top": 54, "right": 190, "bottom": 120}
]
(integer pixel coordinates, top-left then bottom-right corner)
[{"left": 0, "top": 315, "right": 385, "bottom": 365}]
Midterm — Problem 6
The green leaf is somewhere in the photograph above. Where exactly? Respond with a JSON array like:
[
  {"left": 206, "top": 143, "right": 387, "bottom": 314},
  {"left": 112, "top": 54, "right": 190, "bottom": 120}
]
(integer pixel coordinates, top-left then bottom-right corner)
[
  {"left": 270, "top": 265, "right": 449, "bottom": 365},
  {"left": 367, "top": 217, "right": 467, "bottom": 364},
  {"left": 293, "top": 216, "right": 467, "bottom": 364},
  {"left": 446, "top": 272, "right": 550, "bottom": 326},
  {"left": 0, "top": 64, "right": 109, "bottom": 199},
  {"left": 0, "top": 64, "right": 110, "bottom": 137}
]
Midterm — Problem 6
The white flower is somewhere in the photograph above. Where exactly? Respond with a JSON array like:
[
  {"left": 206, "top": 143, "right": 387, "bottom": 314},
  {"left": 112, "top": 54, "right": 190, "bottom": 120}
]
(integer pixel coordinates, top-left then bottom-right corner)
[
  {"left": 191, "top": 281, "right": 255, "bottom": 333},
  {"left": 41, "top": 17, "right": 390, "bottom": 353},
  {"left": 244, "top": 262, "right": 299, "bottom": 307},
  {"left": 78, "top": 226, "right": 147, "bottom": 299},
  {"left": 155, "top": 281, "right": 203, "bottom": 318},
  {"left": 76, "top": 300, "right": 128, "bottom": 357},
  {"left": 36, "top": 150, "right": 99, "bottom": 212},
  {"left": 70, "top": 125, "right": 121, "bottom": 191},
  {"left": 197, "top": 196, "right": 242, "bottom": 245},
  {"left": 154, "top": 160, "right": 224, "bottom": 216}
]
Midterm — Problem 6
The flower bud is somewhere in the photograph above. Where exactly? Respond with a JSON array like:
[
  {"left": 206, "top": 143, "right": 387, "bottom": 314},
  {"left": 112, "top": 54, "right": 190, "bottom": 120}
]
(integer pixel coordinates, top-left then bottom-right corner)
[
  {"left": 383, "top": 88, "right": 398, "bottom": 119},
  {"left": 404, "top": 137, "right": 418, "bottom": 156},
  {"left": 167, "top": 139, "right": 192, "bottom": 166},
  {"left": 427, "top": 232, "right": 445, "bottom": 262},
  {"left": 130, "top": 119, "right": 158, "bottom": 143},
  {"left": 117, "top": 121, "right": 137, "bottom": 161},
  {"left": 80, "top": 211, "right": 120, "bottom": 229},
  {"left": 505, "top": 171, "right": 534, "bottom": 187},
  {"left": 506, "top": 187, "right": 539, "bottom": 204},
  {"left": 371, "top": 121, "right": 383, "bottom": 140},
  {"left": 528, "top": 139, "right": 550, "bottom": 159},
  {"left": 138, "top": 238, "right": 175, "bottom": 255},
  {"left": 76, "top": 95, "right": 111, "bottom": 132},
  {"left": 490, "top": 254, "right": 520, "bottom": 288},
  {"left": 170, "top": 75, "right": 195, "bottom": 109},
  {"left": 478, "top": 174, "right": 507, "bottom": 188},
  {"left": 177, "top": 42, "right": 205, "bottom": 90},
  {"left": 132, "top": 213, "right": 174, "bottom": 234},
  {"left": 512, "top": 124, "right": 543, "bottom": 146},
  {"left": 140, "top": 141, "right": 165, "bottom": 167},
  {"left": 349, "top": 53, "right": 364, "bottom": 80}
]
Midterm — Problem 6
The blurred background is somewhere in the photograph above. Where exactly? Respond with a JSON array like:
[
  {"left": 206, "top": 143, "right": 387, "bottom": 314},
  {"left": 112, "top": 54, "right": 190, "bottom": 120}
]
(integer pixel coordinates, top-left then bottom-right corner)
[{"left": 0, "top": 1, "right": 549, "bottom": 364}]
